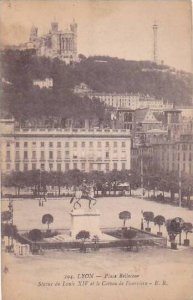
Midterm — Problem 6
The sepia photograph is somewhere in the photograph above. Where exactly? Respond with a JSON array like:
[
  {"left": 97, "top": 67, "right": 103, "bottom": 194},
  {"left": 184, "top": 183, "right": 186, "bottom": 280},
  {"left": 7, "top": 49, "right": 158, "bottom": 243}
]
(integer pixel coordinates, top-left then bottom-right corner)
[{"left": 0, "top": 0, "right": 193, "bottom": 299}]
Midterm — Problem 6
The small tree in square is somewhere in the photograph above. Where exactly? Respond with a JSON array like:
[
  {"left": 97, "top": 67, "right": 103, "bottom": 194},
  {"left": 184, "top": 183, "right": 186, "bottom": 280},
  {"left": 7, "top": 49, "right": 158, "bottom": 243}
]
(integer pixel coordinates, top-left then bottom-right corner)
[
  {"left": 42, "top": 214, "right": 54, "bottom": 231},
  {"left": 154, "top": 215, "right": 165, "bottom": 236},
  {"left": 143, "top": 211, "right": 154, "bottom": 232},
  {"left": 76, "top": 230, "right": 90, "bottom": 253},
  {"left": 119, "top": 211, "right": 131, "bottom": 227}
]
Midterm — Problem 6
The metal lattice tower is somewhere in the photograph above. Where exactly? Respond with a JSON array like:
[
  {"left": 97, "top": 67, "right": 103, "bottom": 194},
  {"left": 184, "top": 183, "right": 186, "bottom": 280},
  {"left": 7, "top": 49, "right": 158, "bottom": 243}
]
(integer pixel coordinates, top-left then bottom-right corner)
[{"left": 152, "top": 22, "right": 158, "bottom": 64}]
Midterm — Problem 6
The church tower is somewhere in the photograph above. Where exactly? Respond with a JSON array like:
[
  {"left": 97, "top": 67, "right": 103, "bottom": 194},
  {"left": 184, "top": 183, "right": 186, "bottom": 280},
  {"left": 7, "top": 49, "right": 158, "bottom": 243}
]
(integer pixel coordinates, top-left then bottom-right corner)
[
  {"left": 70, "top": 19, "right": 78, "bottom": 57},
  {"left": 29, "top": 26, "right": 38, "bottom": 42}
]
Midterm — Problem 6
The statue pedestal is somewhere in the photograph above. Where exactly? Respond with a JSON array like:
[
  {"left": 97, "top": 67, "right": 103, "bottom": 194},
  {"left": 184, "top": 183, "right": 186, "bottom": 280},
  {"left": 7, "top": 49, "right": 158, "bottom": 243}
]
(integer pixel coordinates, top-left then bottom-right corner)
[{"left": 70, "top": 209, "right": 101, "bottom": 238}]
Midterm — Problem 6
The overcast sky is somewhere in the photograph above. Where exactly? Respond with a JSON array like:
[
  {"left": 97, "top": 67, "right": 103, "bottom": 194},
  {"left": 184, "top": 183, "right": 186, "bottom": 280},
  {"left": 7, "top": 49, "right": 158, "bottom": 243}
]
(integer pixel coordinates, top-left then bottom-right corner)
[{"left": 0, "top": 0, "right": 192, "bottom": 72}]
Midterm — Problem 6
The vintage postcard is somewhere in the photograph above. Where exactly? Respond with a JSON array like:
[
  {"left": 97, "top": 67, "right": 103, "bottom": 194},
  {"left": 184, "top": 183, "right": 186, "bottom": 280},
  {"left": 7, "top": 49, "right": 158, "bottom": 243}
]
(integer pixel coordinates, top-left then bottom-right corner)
[{"left": 0, "top": 0, "right": 193, "bottom": 300}]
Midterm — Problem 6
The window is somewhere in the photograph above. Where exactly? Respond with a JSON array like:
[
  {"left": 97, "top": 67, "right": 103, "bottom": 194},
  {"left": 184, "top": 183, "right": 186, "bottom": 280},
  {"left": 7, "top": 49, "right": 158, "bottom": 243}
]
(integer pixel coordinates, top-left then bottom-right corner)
[
  {"left": 6, "top": 142, "right": 10, "bottom": 147},
  {"left": 40, "top": 163, "right": 45, "bottom": 171},
  {"left": 65, "top": 151, "right": 69, "bottom": 157},
  {"left": 41, "top": 142, "right": 44, "bottom": 147},
  {"left": 24, "top": 163, "right": 28, "bottom": 171},
  {"left": 89, "top": 141, "right": 93, "bottom": 147},
  {"left": 97, "top": 164, "right": 101, "bottom": 171},
  {"left": 106, "top": 142, "right": 109, "bottom": 147},
  {"left": 32, "top": 163, "right": 36, "bottom": 170},
  {"left": 189, "top": 153, "right": 192, "bottom": 161},
  {"left": 114, "top": 141, "right": 117, "bottom": 148},
  {"left": 15, "top": 163, "right": 20, "bottom": 171},
  {"left": 24, "top": 142, "right": 28, "bottom": 148},
  {"left": 57, "top": 151, "right": 61, "bottom": 159},
  {"left": 65, "top": 142, "right": 69, "bottom": 147},
  {"left": 32, "top": 142, "right": 36, "bottom": 146},
  {"left": 6, "top": 151, "right": 10, "bottom": 160},
  {"left": 32, "top": 151, "right": 36, "bottom": 159},
  {"left": 81, "top": 163, "right": 85, "bottom": 171},
  {"left": 182, "top": 144, "right": 187, "bottom": 151},
  {"left": 48, "top": 163, "right": 53, "bottom": 171},
  {"left": 106, "top": 152, "right": 109, "bottom": 159},
  {"left": 113, "top": 162, "right": 117, "bottom": 170},
  {"left": 49, "top": 151, "right": 53, "bottom": 159},
  {"left": 113, "top": 150, "right": 118, "bottom": 158},
  {"left": 16, "top": 142, "right": 19, "bottom": 148},
  {"left": 49, "top": 142, "right": 53, "bottom": 147},
  {"left": 24, "top": 151, "right": 28, "bottom": 159},
  {"left": 122, "top": 163, "right": 126, "bottom": 170},
  {"left": 106, "top": 163, "right": 109, "bottom": 172},
  {"left": 122, "top": 141, "right": 126, "bottom": 148},
  {"left": 73, "top": 163, "right": 77, "bottom": 169},
  {"left": 82, "top": 141, "right": 85, "bottom": 147},
  {"left": 40, "top": 151, "right": 45, "bottom": 160},
  {"left": 73, "top": 141, "right": 77, "bottom": 147},
  {"left": 57, "top": 142, "right": 61, "bottom": 148},
  {"left": 183, "top": 152, "right": 186, "bottom": 161},
  {"left": 65, "top": 163, "right": 69, "bottom": 171},
  {"left": 57, "top": 163, "right": 61, "bottom": 172},
  {"left": 97, "top": 141, "right": 101, "bottom": 148},
  {"left": 6, "top": 163, "right": 10, "bottom": 170}
]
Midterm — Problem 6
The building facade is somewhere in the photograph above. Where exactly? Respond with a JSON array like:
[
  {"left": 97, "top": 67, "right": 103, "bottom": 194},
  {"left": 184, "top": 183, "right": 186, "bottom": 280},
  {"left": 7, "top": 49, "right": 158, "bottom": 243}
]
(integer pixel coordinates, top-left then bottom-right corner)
[
  {"left": 152, "top": 134, "right": 193, "bottom": 176},
  {"left": 73, "top": 84, "right": 173, "bottom": 111},
  {"left": 0, "top": 120, "right": 131, "bottom": 174},
  {"left": 33, "top": 78, "right": 53, "bottom": 89},
  {"left": 27, "top": 21, "right": 77, "bottom": 64}
]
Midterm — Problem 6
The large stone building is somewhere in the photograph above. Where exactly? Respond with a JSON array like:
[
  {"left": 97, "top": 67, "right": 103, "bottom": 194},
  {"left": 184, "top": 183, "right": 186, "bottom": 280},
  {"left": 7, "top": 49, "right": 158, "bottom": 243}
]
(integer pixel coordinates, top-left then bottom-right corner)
[
  {"left": 73, "top": 83, "right": 173, "bottom": 111},
  {"left": 27, "top": 21, "right": 77, "bottom": 64},
  {"left": 152, "top": 134, "right": 193, "bottom": 176},
  {"left": 0, "top": 119, "right": 131, "bottom": 174}
]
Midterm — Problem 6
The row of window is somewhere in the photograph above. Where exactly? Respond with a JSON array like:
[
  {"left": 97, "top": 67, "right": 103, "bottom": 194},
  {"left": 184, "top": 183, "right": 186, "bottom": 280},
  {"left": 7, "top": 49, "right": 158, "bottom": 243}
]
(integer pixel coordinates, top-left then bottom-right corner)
[
  {"left": 159, "top": 144, "right": 193, "bottom": 151},
  {"left": 6, "top": 150, "right": 127, "bottom": 160},
  {"left": 7, "top": 141, "right": 127, "bottom": 148},
  {"left": 7, "top": 162, "right": 126, "bottom": 172},
  {"left": 163, "top": 162, "right": 192, "bottom": 174},
  {"left": 160, "top": 152, "right": 192, "bottom": 161}
]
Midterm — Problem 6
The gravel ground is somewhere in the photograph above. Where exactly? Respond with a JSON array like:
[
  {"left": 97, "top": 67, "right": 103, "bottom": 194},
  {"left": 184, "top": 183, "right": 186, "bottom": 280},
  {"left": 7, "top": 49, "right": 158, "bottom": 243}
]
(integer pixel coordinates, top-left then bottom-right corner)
[{"left": 2, "top": 196, "right": 193, "bottom": 300}]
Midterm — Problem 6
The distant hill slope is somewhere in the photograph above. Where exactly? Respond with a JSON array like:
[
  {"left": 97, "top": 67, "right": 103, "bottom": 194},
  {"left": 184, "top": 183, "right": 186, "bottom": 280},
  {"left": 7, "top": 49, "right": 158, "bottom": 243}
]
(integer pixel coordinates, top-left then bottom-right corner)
[{"left": 0, "top": 50, "right": 192, "bottom": 121}]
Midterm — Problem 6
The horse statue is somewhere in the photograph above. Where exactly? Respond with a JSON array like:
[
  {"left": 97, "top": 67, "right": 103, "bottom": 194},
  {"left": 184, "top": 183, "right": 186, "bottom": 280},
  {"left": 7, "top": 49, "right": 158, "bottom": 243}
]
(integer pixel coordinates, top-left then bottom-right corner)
[{"left": 70, "top": 184, "right": 97, "bottom": 210}]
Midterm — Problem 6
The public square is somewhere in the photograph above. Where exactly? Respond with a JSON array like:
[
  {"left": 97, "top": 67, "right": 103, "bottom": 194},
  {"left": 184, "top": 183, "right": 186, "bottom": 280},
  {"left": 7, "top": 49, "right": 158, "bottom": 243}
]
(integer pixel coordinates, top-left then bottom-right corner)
[{"left": 2, "top": 196, "right": 193, "bottom": 300}]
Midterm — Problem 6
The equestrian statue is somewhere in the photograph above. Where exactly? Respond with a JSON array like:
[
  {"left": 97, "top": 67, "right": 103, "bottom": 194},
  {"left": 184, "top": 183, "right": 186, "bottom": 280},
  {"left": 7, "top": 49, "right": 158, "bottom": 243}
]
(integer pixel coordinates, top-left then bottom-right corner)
[{"left": 70, "top": 180, "right": 97, "bottom": 210}]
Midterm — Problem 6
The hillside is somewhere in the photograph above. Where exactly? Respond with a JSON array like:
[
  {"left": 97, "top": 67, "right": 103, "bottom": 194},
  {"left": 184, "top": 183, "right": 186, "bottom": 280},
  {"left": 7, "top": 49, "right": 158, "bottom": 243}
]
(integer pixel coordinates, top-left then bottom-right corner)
[{"left": 0, "top": 50, "right": 192, "bottom": 122}]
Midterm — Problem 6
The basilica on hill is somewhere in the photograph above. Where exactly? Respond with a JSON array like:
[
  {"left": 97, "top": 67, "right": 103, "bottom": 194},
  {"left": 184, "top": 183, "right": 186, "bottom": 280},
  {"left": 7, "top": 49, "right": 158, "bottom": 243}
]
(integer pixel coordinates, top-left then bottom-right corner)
[{"left": 27, "top": 20, "right": 78, "bottom": 64}]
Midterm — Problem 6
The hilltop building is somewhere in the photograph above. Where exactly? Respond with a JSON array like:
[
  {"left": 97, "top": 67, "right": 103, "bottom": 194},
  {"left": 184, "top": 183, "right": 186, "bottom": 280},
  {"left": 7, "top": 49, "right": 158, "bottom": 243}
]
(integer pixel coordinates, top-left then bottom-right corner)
[
  {"left": 73, "top": 83, "right": 173, "bottom": 111},
  {"left": 33, "top": 78, "right": 53, "bottom": 89},
  {"left": 26, "top": 21, "right": 78, "bottom": 64}
]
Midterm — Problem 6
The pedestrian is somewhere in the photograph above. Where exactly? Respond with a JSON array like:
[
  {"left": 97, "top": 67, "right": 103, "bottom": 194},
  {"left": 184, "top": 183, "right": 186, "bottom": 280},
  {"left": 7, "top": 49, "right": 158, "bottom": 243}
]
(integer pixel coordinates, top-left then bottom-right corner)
[{"left": 141, "top": 218, "right": 144, "bottom": 230}]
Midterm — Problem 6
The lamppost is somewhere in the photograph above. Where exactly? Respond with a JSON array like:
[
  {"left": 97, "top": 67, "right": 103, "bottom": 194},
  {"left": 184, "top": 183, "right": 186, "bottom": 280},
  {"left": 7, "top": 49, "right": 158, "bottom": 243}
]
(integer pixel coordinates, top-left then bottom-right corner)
[{"left": 8, "top": 198, "right": 14, "bottom": 250}]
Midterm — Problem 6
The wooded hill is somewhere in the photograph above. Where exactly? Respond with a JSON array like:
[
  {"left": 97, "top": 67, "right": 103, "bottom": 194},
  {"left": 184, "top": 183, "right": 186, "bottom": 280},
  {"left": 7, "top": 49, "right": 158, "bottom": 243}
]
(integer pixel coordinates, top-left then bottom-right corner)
[{"left": 1, "top": 50, "right": 192, "bottom": 122}]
